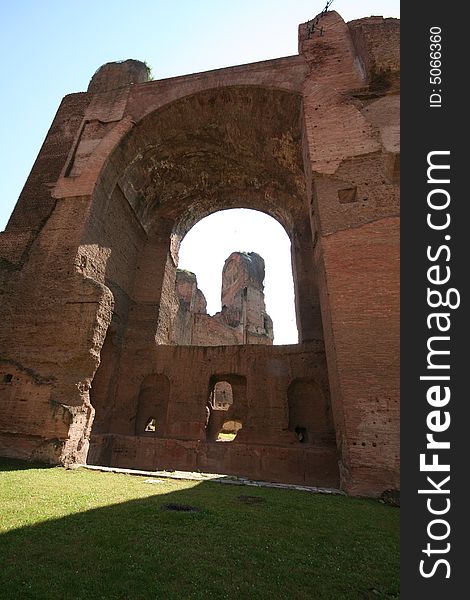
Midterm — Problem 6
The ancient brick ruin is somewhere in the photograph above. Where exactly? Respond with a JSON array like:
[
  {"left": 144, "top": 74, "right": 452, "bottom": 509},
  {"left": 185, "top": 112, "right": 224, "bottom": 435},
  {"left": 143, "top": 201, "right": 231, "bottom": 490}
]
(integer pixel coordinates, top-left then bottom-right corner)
[
  {"left": 0, "top": 11, "right": 399, "bottom": 496},
  {"left": 171, "top": 251, "right": 274, "bottom": 346}
]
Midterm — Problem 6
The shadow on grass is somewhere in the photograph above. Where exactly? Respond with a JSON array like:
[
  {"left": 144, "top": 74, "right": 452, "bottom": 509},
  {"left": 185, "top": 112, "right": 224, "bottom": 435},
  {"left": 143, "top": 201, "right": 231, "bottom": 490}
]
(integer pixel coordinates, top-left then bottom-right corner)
[
  {"left": 0, "top": 466, "right": 399, "bottom": 600},
  {"left": 0, "top": 457, "right": 55, "bottom": 472}
]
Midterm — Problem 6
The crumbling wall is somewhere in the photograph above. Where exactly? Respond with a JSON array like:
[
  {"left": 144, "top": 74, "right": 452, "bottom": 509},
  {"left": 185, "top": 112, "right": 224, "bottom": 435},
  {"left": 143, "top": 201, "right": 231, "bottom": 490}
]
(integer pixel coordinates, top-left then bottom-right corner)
[
  {"left": 89, "top": 343, "right": 338, "bottom": 487},
  {"left": 170, "top": 251, "right": 273, "bottom": 346},
  {"left": 0, "top": 11, "right": 400, "bottom": 496}
]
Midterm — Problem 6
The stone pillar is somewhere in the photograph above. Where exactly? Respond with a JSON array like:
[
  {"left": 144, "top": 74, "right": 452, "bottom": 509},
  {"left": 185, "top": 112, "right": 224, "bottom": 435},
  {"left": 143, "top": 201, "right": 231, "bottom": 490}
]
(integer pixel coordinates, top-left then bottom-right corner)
[{"left": 300, "top": 11, "right": 400, "bottom": 495}]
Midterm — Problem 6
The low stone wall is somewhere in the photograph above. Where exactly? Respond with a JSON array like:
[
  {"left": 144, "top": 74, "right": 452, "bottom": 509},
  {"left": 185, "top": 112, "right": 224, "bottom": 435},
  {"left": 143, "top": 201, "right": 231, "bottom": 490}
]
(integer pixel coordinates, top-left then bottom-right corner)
[{"left": 89, "top": 434, "right": 340, "bottom": 488}]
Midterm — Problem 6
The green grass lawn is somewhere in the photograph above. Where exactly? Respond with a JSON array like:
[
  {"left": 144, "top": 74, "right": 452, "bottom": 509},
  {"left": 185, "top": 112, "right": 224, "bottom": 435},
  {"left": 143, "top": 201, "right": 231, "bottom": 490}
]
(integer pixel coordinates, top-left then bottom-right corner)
[{"left": 0, "top": 458, "right": 399, "bottom": 600}]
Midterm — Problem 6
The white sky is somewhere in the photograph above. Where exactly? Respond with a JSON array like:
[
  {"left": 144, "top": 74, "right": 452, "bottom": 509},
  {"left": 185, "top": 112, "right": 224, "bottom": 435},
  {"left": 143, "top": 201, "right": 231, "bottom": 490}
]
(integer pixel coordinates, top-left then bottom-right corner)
[{"left": 178, "top": 209, "right": 297, "bottom": 344}]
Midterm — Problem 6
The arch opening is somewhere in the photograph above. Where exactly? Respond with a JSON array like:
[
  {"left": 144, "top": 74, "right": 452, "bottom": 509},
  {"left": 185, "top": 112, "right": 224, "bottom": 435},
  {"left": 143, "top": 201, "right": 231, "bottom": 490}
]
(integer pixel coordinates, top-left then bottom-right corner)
[
  {"left": 84, "top": 84, "right": 323, "bottom": 350},
  {"left": 205, "top": 375, "right": 247, "bottom": 443},
  {"left": 172, "top": 208, "right": 298, "bottom": 345}
]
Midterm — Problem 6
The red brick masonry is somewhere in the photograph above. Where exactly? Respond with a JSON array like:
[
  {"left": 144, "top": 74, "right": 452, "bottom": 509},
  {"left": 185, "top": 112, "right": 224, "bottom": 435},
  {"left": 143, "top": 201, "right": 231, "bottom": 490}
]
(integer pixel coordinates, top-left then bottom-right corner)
[{"left": 0, "top": 11, "right": 399, "bottom": 496}]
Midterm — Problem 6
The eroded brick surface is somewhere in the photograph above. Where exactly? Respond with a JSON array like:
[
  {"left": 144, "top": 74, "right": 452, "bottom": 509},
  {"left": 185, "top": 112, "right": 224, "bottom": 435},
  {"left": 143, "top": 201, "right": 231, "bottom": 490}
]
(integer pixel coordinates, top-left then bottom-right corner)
[
  {"left": 0, "top": 11, "right": 399, "bottom": 496},
  {"left": 171, "top": 252, "right": 273, "bottom": 346}
]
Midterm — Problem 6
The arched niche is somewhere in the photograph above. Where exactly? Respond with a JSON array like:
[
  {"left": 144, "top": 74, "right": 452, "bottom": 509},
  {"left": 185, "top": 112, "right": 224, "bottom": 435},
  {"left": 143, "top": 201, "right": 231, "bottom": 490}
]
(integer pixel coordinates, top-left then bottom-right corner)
[
  {"left": 134, "top": 373, "right": 170, "bottom": 437},
  {"left": 287, "top": 378, "right": 335, "bottom": 445},
  {"left": 206, "top": 374, "right": 247, "bottom": 442}
]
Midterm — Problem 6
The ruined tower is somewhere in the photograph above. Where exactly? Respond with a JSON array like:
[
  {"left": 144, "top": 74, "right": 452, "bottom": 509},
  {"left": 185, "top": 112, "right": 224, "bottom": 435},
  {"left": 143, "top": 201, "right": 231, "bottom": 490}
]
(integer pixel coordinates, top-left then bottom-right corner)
[{"left": 171, "top": 252, "right": 274, "bottom": 346}]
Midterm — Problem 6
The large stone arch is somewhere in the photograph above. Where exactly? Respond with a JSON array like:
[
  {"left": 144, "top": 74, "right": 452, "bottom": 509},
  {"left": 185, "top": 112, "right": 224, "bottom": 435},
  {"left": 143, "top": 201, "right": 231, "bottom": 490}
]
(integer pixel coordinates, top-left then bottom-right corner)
[
  {"left": 82, "top": 84, "right": 321, "bottom": 347},
  {"left": 81, "top": 85, "right": 329, "bottom": 476},
  {"left": 0, "top": 11, "right": 400, "bottom": 495}
]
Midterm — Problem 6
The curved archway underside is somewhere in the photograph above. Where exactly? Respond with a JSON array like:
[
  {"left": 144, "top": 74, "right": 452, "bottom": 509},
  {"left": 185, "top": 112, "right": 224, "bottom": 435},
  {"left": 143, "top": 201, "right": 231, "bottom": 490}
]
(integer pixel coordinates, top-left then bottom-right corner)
[{"left": 110, "top": 86, "right": 307, "bottom": 236}]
